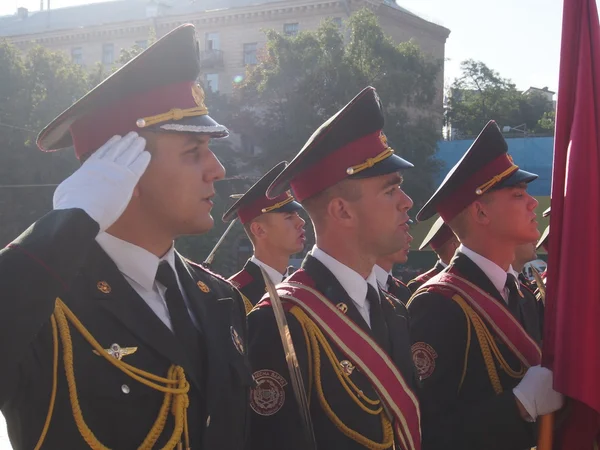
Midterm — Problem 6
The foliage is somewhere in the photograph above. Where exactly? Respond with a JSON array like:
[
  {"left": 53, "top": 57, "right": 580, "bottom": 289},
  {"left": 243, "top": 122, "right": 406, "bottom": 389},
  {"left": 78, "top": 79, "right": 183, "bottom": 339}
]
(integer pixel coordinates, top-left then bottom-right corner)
[
  {"left": 447, "top": 59, "right": 555, "bottom": 136},
  {"left": 229, "top": 9, "right": 442, "bottom": 209},
  {"left": 0, "top": 40, "right": 89, "bottom": 245}
]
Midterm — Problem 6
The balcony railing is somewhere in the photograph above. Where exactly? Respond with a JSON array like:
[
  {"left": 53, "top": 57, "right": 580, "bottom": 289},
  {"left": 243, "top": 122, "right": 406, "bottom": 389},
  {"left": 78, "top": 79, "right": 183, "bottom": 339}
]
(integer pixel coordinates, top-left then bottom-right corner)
[{"left": 199, "top": 49, "right": 224, "bottom": 68}]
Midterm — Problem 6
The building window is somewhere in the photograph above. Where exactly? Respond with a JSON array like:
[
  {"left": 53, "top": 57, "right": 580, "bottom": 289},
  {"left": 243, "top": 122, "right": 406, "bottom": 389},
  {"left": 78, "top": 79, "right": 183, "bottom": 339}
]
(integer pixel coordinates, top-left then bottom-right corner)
[
  {"left": 243, "top": 43, "right": 258, "bottom": 65},
  {"left": 71, "top": 47, "right": 83, "bottom": 65},
  {"left": 205, "top": 73, "right": 219, "bottom": 92},
  {"left": 102, "top": 43, "right": 114, "bottom": 65},
  {"left": 283, "top": 23, "right": 299, "bottom": 36},
  {"left": 135, "top": 40, "right": 148, "bottom": 49},
  {"left": 332, "top": 17, "right": 342, "bottom": 28},
  {"left": 205, "top": 32, "right": 220, "bottom": 51}
]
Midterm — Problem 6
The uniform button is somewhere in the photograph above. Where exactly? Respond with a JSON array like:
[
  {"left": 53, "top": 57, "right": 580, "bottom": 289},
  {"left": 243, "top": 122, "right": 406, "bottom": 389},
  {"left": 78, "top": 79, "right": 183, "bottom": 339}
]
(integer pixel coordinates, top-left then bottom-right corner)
[
  {"left": 121, "top": 384, "right": 130, "bottom": 394},
  {"left": 206, "top": 415, "right": 211, "bottom": 427}
]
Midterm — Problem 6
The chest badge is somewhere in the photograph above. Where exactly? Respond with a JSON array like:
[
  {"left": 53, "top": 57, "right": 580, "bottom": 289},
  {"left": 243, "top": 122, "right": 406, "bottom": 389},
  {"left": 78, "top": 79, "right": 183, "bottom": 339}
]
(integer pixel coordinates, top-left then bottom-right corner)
[
  {"left": 230, "top": 326, "right": 245, "bottom": 355},
  {"left": 97, "top": 281, "right": 112, "bottom": 294},
  {"left": 336, "top": 302, "right": 348, "bottom": 314},
  {"left": 340, "top": 360, "right": 355, "bottom": 376},
  {"left": 94, "top": 343, "right": 138, "bottom": 361},
  {"left": 197, "top": 280, "right": 211, "bottom": 293}
]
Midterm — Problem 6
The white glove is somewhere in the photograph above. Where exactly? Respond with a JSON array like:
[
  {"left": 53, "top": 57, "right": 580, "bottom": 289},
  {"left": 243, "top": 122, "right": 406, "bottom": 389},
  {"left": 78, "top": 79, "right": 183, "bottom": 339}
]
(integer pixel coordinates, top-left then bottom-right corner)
[
  {"left": 53, "top": 132, "right": 151, "bottom": 232},
  {"left": 513, "top": 365, "right": 564, "bottom": 421}
]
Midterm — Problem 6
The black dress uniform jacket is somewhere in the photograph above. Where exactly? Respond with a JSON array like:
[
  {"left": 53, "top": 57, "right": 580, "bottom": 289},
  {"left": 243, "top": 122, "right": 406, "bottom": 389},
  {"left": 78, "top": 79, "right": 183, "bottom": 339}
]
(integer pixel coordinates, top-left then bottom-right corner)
[
  {"left": 407, "top": 261, "right": 445, "bottom": 294},
  {"left": 229, "top": 260, "right": 267, "bottom": 307},
  {"left": 385, "top": 275, "right": 412, "bottom": 305},
  {"left": 0, "top": 209, "right": 253, "bottom": 450},
  {"left": 247, "top": 255, "right": 416, "bottom": 450},
  {"left": 408, "top": 252, "right": 541, "bottom": 450},
  {"left": 519, "top": 273, "right": 544, "bottom": 337}
]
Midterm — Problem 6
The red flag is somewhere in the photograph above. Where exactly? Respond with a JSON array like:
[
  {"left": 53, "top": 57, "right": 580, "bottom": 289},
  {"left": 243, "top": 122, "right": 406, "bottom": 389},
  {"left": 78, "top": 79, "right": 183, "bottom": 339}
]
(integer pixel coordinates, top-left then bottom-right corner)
[{"left": 543, "top": 0, "right": 600, "bottom": 448}]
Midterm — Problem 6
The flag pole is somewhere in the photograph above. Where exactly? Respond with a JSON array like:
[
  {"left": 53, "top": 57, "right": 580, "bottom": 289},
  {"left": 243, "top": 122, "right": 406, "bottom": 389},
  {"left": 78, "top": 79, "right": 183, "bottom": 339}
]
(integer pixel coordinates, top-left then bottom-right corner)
[{"left": 537, "top": 413, "right": 555, "bottom": 450}]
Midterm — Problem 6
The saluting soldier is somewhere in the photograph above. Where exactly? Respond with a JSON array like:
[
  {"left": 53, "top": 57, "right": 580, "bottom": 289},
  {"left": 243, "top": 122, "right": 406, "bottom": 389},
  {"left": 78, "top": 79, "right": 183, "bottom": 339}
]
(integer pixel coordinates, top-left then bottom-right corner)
[
  {"left": 247, "top": 87, "right": 421, "bottom": 450},
  {"left": 0, "top": 25, "right": 252, "bottom": 450},
  {"left": 374, "top": 232, "right": 413, "bottom": 304},
  {"left": 408, "top": 121, "right": 563, "bottom": 450},
  {"left": 223, "top": 162, "right": 306, "bottom": 309},
  {"left": 407, "top": 216, "right": 459, "bottom": 293}
]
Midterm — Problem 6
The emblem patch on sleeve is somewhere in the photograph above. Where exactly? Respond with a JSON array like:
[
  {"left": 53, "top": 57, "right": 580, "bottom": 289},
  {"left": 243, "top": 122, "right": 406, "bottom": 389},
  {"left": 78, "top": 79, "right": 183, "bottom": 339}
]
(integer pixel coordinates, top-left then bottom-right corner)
[
  {"left": 411, "top": 342, "right": 438, "bottom": 380},
  {"left": 250, "top": 370, "right": 288, "bottom": 416}
]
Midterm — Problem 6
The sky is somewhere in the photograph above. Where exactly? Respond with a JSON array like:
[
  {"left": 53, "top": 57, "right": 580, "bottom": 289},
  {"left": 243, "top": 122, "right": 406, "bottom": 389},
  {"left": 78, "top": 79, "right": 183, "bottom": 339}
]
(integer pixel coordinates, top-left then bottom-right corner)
[{"left": 1, "top": 0, "right": 564, "bottom": 92}]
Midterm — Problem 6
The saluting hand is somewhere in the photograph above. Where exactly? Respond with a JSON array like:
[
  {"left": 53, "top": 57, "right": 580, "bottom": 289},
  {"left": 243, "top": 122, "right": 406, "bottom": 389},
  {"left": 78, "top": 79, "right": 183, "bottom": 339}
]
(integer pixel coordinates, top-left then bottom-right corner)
[{"left": 53, "top": 132, "right": 151, "bottom": 232}]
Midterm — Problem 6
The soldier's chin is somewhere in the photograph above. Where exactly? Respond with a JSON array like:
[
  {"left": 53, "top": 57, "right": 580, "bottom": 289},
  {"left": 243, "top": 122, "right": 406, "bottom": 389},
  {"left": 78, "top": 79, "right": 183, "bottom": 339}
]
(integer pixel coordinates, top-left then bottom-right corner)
[{"left": 188, "top": 214, "right": 215, "bottom": 236}]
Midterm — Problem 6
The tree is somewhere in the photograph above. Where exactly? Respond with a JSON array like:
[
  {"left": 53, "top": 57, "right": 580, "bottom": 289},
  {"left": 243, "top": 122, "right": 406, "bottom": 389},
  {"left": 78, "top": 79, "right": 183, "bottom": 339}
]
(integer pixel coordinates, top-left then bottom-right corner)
[
  {"left": 537, "top": 110, "right": 555, "bottom": 133},
  {"left": 229, "top": 9, "right": 442, "bottom": 209},
  {"left": 0, "top": 41, "right": 90, "bottom": 246},
  {"left": 447, "top": 60, "right": 555, "bottom": 136}
]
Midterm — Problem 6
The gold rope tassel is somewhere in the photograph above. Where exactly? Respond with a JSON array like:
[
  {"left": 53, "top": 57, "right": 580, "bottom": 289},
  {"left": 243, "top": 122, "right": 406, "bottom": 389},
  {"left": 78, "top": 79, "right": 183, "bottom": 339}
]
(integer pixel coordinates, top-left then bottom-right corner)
[
  {"left": 261, "top": 195, "right": 295, "bottom": 213},
  {"left": 451, "top": 294, "right": 525, "bottom": 395},
  {"left": 346, "top": 148, "right": 394, "bottom": 176},
  {"left": 291, "top": 306, "right": 394, "bottom": 450},
  {"left": 475, "top": 165, "right": 519, "bottom": 195},
  {"left": 34, "top": 298, "right": 192, "bottom": 450}
]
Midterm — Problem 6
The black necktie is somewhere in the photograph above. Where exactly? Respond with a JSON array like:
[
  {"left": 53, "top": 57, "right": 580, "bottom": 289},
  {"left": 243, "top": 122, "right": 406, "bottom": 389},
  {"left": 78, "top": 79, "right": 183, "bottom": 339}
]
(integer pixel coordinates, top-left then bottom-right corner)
[
  {"left": 505, "top": 273, "right": 523, "bottom": 320},
  {"left": 366, "top": 284, "right": 391, "bottom": 354},
  {"left": 155, "top": 261, "right": 203, "bottom": 377}
]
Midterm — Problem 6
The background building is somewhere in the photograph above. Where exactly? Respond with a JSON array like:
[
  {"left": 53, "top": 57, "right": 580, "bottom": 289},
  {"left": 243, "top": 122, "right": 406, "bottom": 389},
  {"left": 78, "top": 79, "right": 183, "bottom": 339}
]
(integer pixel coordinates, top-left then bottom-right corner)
[{"left": 0, "top": 0, "right": 450, "bottom": 108}]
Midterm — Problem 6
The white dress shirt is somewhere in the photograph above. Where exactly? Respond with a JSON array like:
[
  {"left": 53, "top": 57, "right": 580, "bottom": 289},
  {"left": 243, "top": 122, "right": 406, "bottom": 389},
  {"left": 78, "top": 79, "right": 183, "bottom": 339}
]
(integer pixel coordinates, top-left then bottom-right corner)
[
  {"left": 96, "top": 232, "right": 197, "bottom": 332},
  {"left": 459, "top": 245, "right": 514, "bottom": 304},
  {"left": 250, "top": 255, "right": 284, "bottom": 285},
  {"left": 374, "top": 264, "right": 392, "bottom": 291},
  {"left": 311, "top": 246, "right": 379, "bottom": 327},
  {"left": 438, "top": 259, "right": 448, "bottom": 269}
]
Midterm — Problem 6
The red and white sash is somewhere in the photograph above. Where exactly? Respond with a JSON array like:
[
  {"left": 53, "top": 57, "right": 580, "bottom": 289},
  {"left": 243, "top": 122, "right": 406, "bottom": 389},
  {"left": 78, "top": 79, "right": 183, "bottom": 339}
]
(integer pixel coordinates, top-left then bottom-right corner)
[
  {"left": 265, "top": 269, "right": 421, "bottom": 450},
  {"left": 417, "top": 271, "right": 541, "bottom": 367}
]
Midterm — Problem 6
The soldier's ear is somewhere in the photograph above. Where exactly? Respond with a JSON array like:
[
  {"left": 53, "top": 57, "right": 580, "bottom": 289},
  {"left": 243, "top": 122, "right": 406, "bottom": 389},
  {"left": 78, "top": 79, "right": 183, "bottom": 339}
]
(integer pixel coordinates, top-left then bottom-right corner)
[
  {"left": 472, "top": 201, "right": 490, "bottom": 225},
  {"left": 249, "top": 220, "right": 266, "bottom": 239},
  {"left": 326, "top": 197, "right": 356, "bottom": 227}
]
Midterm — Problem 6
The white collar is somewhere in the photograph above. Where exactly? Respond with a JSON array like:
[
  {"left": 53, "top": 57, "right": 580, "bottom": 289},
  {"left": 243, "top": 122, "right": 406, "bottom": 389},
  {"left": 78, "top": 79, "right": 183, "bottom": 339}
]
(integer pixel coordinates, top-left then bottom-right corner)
[
  {"left": 96, "top": 232, "right": 177, "bottom": 291},
  {"left": 250, "top": 255, "right": 284, "bottom": 285},
  {"left": 311, "top": 246, "right": 379, "bottom": 308},
  {"left": 459, "top": 245, "right": 511, "bottom": 296},
  {"left": 438, "top": 259, "right": 448, "bottom": 268},
  {"left": 374, "top": 264, "right": 391, "bottom": 290}
]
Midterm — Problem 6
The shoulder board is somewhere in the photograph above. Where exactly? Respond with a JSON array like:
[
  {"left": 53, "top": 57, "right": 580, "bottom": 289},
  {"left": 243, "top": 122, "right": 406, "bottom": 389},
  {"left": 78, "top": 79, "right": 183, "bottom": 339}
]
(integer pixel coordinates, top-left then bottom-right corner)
[
  {"left": 252, "top": 268, "right": 315, "bottom": 312},
  {"left": 391, "top": 275, "right": 408, "bottom": 288},
  {"left": 415, "top": 266, "right": 439, "bottom": 283},
  {"left": 229, "top": 269, "right": 254, "bottom": 290},
  {"left": 184, "top": 258, "right": 233, "bottom": 285}
]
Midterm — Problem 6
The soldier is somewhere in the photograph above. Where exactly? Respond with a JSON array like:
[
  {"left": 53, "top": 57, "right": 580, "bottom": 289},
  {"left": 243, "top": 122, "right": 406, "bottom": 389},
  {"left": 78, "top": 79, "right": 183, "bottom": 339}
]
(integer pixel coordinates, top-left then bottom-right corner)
[
  {"left": 223, "top": 162, "right": 306, "bottom": 308},
  {"left": 511, "top": 241, "right": 539, "bottom": 290},
  {"left": 374, "top": 232, "right": 413, "bottom": 304},
  {"left": 408, "top": 121, "right": 563, "bottom": 450},
  {"left": 534, "top": 207, "right": 551, "bottom": 323},
  {"left": 407, "top": 216, "right": 459, "bottom": 293},
  {"left": 537, "top": 207, "right": 551, "bottom": 255},
  {"left": 247, "top": 87, "right": 420, "bottom": 450},
  {"left": 0, "top": 25, "right": 252, "bottom": 450}
]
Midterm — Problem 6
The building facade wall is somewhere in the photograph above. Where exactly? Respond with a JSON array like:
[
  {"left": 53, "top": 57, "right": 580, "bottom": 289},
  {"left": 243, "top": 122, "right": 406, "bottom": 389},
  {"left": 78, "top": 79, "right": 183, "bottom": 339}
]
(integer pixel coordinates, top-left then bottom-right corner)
[{"left": 4, "top": 0, "right": 449, "bottom": 109}]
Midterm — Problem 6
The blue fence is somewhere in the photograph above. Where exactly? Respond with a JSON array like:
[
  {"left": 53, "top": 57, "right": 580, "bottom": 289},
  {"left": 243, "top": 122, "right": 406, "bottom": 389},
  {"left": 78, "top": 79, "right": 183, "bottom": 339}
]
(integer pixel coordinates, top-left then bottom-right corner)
[{"left": 434, "top": 137, "right": 554, "bottom": 196}]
